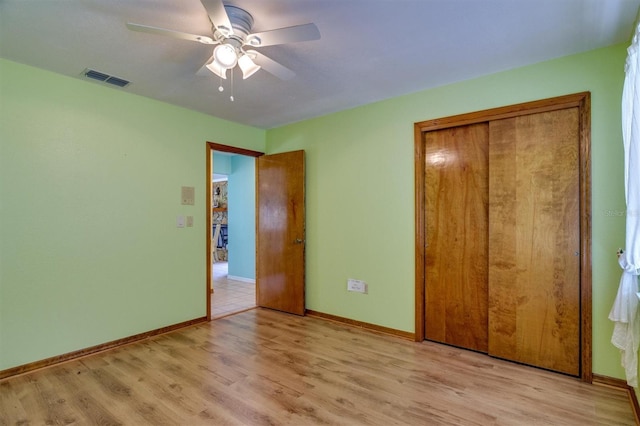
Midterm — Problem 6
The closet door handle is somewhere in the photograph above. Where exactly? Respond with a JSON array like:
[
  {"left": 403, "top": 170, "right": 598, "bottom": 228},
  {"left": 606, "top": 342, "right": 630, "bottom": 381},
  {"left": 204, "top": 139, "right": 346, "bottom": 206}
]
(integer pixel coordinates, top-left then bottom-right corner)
[{"left": 294, "top": 238, "right": 304, "bottom": 244}]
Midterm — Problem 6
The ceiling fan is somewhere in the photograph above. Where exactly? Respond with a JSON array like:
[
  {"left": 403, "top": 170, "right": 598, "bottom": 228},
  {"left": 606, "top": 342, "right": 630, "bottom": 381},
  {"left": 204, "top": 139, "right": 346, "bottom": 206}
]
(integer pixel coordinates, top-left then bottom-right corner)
[{"left": 126, "top": 0, "right": 320, "bottom": 83}]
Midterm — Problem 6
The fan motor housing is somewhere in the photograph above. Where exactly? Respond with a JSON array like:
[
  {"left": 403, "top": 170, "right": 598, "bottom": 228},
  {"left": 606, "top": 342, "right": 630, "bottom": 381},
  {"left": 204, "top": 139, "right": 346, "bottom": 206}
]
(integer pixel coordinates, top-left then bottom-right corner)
[{"left": 224, "top": 5, "right": 253, "bottom": 40}]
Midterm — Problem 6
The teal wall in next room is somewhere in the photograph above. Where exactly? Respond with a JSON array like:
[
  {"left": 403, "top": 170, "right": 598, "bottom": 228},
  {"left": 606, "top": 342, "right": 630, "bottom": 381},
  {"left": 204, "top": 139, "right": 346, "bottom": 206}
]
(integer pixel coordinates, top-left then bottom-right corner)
[{"left": 228, "top": 155, "right": 256, "bottom": 280}]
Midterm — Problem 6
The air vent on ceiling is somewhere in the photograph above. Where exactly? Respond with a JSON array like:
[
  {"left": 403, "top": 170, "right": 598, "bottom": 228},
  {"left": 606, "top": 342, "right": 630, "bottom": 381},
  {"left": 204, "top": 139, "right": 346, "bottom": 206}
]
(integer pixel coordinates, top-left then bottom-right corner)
[{"left": 81, "top": 68, "right": 130, "bottom": 88}]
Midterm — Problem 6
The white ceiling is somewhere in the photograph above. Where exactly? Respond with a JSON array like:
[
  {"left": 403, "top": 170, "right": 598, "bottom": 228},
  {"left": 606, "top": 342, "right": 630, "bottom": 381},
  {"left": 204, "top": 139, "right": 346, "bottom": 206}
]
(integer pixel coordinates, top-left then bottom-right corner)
[{"left": 1, "top": 0, "right": 639, "bottom": 129}]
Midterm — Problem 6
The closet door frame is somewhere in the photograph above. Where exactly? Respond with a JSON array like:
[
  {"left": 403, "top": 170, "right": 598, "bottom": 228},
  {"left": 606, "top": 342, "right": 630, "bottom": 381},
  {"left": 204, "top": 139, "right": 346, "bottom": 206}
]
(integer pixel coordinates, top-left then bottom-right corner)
[{"left": 413, "top": 92, "right": 592, "bottom": 382}]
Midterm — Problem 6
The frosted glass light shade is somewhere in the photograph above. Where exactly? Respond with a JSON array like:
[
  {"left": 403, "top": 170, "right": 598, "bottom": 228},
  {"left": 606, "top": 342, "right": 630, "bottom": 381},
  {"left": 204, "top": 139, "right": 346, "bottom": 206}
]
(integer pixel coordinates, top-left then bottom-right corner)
[
  {"left": 206, "top": 60, "right": 227, "bottom": 79},
  {"left": 213, "top": 44, "right": 238, "bottom": 68},
  {"left": 238, "top": 54, "right": 261, "bottom": 79}
]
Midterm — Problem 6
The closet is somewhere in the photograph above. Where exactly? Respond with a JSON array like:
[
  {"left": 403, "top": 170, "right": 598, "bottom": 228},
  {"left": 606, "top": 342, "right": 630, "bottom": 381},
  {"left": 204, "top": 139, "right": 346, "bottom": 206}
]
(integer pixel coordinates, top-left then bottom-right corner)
[{"left": 414, "top": 93, "right": 591, "bottom": 380}]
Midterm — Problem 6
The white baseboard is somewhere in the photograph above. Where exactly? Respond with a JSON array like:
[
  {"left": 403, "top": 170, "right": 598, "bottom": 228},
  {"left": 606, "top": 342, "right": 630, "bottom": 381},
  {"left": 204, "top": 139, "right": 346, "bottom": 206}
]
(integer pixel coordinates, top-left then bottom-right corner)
[{"left": 227, "top": 275, "right": 256, "bottom": 284}]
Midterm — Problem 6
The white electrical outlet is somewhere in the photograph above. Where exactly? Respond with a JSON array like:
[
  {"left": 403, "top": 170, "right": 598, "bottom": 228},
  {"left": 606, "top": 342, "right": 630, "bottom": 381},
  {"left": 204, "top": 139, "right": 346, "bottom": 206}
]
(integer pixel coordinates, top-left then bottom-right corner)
[{"left": 347, "top": 279, "right": 368, "bottom": 294}]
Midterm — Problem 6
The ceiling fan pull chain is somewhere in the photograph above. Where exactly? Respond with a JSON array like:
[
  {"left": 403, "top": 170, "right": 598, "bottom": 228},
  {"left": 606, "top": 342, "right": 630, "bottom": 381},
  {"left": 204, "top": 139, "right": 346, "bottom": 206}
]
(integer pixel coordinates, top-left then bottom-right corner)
[{"left": 230, "top": 69, "right": 235, "bottom": 102}]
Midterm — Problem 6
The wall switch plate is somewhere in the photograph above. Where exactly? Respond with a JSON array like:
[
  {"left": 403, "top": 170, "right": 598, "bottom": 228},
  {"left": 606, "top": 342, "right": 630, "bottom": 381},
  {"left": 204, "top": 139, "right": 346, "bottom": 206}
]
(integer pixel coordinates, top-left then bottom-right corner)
[
  {"left": 186, "top": 216, "right": 193, "bottom": 227},
  {"left": 181, "top": 186, "right": 195, "bottom": 205},
  {"left": 347, "top": 279, "right": 368, "bottom": 294},
  {"left": 176, "top": 215, "right": 185, "bottom": 228}
]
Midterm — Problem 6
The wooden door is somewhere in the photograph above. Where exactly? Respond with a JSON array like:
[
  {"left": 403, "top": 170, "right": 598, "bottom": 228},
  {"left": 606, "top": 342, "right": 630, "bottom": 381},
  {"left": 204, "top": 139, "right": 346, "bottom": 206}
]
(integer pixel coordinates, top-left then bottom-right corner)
[
  {"left": 424, "top": 123, "right": 489, "bottom": 352},
  {"left": 488, "top": 108, "right": 580, "bottom": 375},
  {"left": 256, "top": 150, "right": 306, "bottom": 315}
]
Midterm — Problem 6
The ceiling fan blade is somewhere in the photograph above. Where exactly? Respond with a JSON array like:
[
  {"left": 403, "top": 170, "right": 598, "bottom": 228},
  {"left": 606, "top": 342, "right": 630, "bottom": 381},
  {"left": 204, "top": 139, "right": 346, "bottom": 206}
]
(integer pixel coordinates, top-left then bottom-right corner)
[
  {"left": 248, "top": 23, "right": 320, "bottom": 47},
  {"left": 200, "top": 0, "right": 233, "bottom": 35},
  {"left": 126, "top": 23, "right": 215, "bottom": 44},
  {"left": 196, "top": 56, "right": 215, "bottom": 77},
  {"left": 249, "top": 50, "right": 295, "bottom": 80}
]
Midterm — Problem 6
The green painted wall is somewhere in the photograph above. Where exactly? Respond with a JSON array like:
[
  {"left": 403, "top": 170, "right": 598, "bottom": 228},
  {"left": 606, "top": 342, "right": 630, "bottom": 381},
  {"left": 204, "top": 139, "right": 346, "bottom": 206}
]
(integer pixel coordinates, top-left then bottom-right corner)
[
  {"left": 266, "top": 44, "right": 628, "bottom": 380},
  {"left": 0, "top": 58, "right": 265, "bottom": 370},
  {"left": 228, "top": 155, "right": 256, "bottom": 280},
  {"left": 0, "top": 41, "right": 633, "bottom": 385}
]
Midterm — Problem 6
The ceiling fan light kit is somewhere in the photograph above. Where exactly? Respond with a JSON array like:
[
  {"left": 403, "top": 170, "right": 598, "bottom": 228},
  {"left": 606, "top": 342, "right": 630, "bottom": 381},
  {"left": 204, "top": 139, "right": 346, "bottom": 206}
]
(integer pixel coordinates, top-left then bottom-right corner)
[
  {"left": 238, "top": 53, "right": 261, "bottom": 79},
  {"left": 126, "top": 0, "right": 320, "bottom": 100},
  {"left": 206, "top": 59, "right": 228, "bottom": 80},
  {"left": 213, "top": 43, "right": 239, "bottom": 68}
]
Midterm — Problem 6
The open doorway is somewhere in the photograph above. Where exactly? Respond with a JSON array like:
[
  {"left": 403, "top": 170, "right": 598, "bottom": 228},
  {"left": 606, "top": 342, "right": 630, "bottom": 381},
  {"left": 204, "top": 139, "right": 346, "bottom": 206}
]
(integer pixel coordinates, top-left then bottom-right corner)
[
  {"left": 206, "top": 142, "right": 263, "bottom": 320},
  {"left": 211, "top": 157, "right": 255, "bottom": 318}
]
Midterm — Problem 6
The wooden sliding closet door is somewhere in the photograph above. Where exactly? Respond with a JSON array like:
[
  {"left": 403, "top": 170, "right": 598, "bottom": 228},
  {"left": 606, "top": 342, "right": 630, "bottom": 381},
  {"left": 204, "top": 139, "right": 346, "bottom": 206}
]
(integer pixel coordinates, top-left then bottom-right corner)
[
  {"left": 488, "top": 108, "right": 580, "bottom": 376},
  {"left": 424, "top": 123, "right": 489, "bottom": 352}
]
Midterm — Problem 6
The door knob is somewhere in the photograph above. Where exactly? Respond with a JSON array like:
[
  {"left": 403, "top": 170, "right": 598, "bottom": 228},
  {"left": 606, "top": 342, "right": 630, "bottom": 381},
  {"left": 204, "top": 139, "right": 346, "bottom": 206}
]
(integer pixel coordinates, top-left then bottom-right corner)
[{"left": 295, "top": 238, "right": 304, "bottom": 244}]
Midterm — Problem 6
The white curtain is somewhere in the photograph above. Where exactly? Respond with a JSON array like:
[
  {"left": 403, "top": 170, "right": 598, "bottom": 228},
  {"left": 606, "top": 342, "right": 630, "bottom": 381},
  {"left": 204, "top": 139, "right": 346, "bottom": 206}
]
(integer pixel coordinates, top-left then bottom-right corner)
[{"left": 609, "top": 20, "right": 640, "bottom": 388}]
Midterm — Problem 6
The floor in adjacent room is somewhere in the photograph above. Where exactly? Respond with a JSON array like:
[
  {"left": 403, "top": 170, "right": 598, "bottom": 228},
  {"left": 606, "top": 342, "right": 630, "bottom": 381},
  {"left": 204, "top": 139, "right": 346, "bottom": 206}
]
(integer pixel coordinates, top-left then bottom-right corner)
[{"left": 211, "top": 261, "right": 256, "bottom": 319}]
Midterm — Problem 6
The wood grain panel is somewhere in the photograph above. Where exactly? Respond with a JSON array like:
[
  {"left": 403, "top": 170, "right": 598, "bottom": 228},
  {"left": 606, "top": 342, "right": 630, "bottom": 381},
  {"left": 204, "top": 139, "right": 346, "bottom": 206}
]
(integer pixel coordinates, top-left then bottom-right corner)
[
  {"left": 0, "top": 309, "right": 634, "bottom": 425},
  {"left": 414, "top": 124, "right": 426, "bottom": 342},
  {"left": 488, "top": 108, "right": 580, "bottom": 376},
  {"left": 416, "top": 92, "right": 591, "bottom": 381},
  {"left": 256, "top": 150, "right": 306, "bottom": 315},
  {"left": 424, "top": 123, "right": 489, "bottom": 352},
  {"left": 415, "top": 92, "right": 590, "bottom": 133}
]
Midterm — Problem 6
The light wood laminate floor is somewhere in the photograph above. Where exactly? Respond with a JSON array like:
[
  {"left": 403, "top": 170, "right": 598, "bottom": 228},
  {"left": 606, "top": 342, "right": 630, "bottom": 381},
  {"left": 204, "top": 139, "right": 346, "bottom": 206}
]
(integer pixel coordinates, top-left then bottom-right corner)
[
  {"left": 0, "top": 309, "right": 636, "bottom": 425},
  {"left": 211, "top": 261, "right": 256, "bottom": 319}
]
